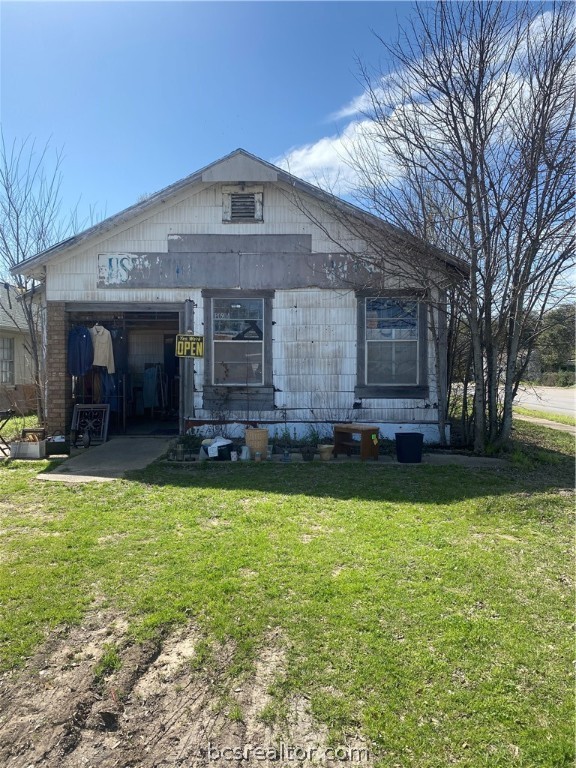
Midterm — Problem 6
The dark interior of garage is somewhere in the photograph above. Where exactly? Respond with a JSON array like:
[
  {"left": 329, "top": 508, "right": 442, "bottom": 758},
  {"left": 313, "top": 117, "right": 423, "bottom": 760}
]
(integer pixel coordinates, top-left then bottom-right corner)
[{"left": 67, "top": 311, "right": 180, "bottom": 435}]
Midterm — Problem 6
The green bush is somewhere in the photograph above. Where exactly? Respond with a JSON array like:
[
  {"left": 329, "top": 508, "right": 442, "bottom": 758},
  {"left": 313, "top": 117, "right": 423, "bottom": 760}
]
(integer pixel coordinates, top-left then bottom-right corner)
[{"left": 541, "top": 370, "right": 575, "bottom": 387}]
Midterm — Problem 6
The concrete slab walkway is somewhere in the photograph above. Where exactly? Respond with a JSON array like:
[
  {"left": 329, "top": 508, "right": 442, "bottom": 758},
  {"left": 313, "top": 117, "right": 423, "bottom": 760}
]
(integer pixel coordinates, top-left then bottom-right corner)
[
  {"left": 37, "top": 436, "right": 173, "bottom": 483},
  {"left": 513, "top": 414, "right": 576, "bottom": 434}
]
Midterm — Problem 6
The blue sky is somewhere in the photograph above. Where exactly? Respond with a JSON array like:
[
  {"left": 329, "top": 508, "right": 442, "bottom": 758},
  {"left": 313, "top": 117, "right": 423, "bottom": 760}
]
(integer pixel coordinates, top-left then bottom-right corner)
[{"left": 0, "top": 1, "right": 415, "bottom": 223}]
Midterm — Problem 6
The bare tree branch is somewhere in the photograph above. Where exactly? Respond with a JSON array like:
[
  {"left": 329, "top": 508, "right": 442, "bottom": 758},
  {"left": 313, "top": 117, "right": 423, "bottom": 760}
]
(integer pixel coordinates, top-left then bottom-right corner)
[{"left": 290, "top": 1, "right": 575, "bottom": 451}]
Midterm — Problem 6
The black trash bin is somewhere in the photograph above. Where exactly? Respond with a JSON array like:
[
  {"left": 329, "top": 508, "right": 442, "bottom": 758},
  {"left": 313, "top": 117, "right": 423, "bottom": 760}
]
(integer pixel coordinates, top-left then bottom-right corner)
[{"left": 395, "top": 432, "right": 424, "bottom": 463}]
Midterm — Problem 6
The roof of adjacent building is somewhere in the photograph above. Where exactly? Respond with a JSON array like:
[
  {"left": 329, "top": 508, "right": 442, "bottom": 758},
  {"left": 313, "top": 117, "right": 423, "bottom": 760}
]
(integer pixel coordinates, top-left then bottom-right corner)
[
  {"left": 12, "top": 148, "right": 468, "bottom": 277},
  {"left": 0, "top": 285, "right": 29, "bottom": 333}
]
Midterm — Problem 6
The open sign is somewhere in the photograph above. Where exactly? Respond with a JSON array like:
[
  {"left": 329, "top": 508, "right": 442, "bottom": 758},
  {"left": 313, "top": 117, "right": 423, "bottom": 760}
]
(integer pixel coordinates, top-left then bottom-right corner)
[{"left": 175, "top": 334, "right": 204, "bottom": 358}]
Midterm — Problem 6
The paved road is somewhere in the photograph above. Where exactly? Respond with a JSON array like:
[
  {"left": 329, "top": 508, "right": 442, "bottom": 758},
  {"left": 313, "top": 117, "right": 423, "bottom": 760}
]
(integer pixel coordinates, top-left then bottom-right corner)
[{"left": 515, "top": 386, "right": 575, "bottom": 416}]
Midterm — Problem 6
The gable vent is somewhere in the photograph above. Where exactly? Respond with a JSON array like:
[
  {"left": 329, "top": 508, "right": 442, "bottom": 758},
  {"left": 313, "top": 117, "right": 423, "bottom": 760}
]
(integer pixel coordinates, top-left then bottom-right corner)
[
  {"left": 222, "top": 186, "right": 263, "bottom": 222},
  {"left": 230, "top": 193, "right": 256, "bottom": 220}
]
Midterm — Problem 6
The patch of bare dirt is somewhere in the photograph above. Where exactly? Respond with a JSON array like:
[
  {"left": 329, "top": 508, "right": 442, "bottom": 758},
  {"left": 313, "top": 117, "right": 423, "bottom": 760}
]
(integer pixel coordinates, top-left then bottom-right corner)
[{"left": 0, "top": 614, "right": 371, "bottom": 768}]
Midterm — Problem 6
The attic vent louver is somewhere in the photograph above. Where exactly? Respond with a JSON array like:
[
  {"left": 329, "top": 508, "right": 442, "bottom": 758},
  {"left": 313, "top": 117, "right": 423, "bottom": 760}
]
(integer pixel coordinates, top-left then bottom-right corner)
[
  {"left": 222, "top": 186, "right": 263, "bottom": 223},
  {"left": 231, "top": 193, "right": 256, "bottom": 220}
]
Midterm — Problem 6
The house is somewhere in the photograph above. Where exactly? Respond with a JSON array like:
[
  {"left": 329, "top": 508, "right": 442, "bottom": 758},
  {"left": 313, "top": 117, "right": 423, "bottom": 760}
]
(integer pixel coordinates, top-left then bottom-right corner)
[
  {"left": 12, "top": 149, "right": 464, "bottom": 442},
  {"left": 0, "top": 285, "right": 36, "bottom": 413}
]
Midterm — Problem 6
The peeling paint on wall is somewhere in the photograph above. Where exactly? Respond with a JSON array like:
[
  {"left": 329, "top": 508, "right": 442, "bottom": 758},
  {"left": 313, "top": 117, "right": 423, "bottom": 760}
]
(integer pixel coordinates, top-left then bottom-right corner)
[
  {"left": 96, "top": 249, "right": 372, "bottom": 290},
  {"left": 98, "top": 253, "right": 152, "bottom": 285}
]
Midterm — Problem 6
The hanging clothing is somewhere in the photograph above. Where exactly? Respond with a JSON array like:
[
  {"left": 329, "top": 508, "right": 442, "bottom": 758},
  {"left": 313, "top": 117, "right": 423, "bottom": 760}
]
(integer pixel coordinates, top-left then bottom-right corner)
[
  {"left": 89, "top": 324, "right": 115, "bottom": 374},
  {"left": 111, "top": 328, "right": 129, "bottom": 374},
  {"left": 101, "top": 371, "right": 119, "bottom": 412},
  {"left": 67, "top": 326, "right": 93, "bottom": 376},
  {"left": 92, "top": 367, "right": 103, "bottom": 402},
  {"left": 143, "top": 366, "right": 159, "bottom": 408}
]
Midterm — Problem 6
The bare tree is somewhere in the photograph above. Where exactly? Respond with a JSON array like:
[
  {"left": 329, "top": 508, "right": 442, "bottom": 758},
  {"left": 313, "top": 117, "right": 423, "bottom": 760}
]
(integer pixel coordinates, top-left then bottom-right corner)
[
  {"left": 282, "top": 181, "right": 465, "bottom": 446},
  {"left": 0, "top": 133, "right": 75, "bottom": 421},
  {"left": 294, "top": 1, "right": 574, "bottom": 452}
]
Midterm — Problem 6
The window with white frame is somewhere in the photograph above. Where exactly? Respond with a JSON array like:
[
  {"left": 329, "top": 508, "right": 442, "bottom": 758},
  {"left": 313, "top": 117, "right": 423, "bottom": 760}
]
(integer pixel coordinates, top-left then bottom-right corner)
[
  {"left": 212, "top": 298, "right": 264, "bottom": 385},
  {"left": 365, "top": 298, "right": 419, "bottom": 385},
  {"left": 0, "top": 337, "right": 14, "bottom": 385}
]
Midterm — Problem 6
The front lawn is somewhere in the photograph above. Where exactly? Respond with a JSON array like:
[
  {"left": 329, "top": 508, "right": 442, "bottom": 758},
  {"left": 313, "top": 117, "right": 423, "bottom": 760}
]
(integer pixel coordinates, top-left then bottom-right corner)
[{"left": 0, "top": 422, "right": 573, "bottom": 767}]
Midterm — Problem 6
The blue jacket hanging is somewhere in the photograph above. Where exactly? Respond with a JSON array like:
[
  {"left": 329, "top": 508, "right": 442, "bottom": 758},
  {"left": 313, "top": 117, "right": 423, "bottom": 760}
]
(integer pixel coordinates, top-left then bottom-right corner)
[{"left": 68, "top": 326, "right": 94, "bottom": 376}]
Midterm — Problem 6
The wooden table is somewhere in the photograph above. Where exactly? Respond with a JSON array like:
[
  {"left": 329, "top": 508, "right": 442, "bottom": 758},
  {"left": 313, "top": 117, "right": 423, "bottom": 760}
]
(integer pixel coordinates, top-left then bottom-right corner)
[{"left": 332, "top": 423, "right": 380, "bottom": 461}]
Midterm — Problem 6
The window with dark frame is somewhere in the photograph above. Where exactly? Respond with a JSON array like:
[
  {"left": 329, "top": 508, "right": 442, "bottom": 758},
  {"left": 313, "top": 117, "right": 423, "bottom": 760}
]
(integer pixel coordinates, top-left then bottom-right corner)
[
  {"left": 212, "top": 298, "right": 264, "bottom": 385},
  {"left": 365, "top": 298, "right": 419, "bottom": 385},
  {"left": 0, "top": 338, "right": 14, "bottom": 385}
]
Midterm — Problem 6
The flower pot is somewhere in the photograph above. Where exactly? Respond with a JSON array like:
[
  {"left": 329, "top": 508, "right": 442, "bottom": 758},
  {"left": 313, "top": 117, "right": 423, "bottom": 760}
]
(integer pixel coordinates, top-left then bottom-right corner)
[{"left": 318, "top": 444, "right": 334, "bottom": 461}]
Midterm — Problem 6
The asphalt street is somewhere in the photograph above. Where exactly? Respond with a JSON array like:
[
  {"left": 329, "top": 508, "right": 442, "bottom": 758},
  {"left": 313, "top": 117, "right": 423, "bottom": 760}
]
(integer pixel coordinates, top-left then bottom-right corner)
[{"left": 515, "top": 386, "right": 575, "bottom": 416}]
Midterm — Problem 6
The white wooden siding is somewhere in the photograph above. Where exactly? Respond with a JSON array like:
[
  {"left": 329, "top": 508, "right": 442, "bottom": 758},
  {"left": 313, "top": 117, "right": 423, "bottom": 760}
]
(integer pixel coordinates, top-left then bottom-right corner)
[
  {"left": 46, "top": 177, "right": 441, "bottom": 428},
  {"left": 46, "top": 184, "right": 369, "bottom": 301}
]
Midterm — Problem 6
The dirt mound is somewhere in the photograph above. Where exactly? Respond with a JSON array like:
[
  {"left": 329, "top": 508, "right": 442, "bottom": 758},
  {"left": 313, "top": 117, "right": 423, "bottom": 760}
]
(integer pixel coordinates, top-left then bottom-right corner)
[{"left": 0, "top": 612, "right": 371, "bottom": 768}]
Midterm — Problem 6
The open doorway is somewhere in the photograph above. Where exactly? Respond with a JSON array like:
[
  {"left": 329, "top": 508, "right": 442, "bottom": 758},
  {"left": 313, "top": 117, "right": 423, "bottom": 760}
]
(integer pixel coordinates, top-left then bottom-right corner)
[{"left": 67, "top": 310, "right": 180, "bottom": 435}]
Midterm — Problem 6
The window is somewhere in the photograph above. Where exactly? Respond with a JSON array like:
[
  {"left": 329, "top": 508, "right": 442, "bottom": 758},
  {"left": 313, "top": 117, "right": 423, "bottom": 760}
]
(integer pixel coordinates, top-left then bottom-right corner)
[
  {"left": 356, "top": 295, "right": 428, "bottom": 399},
  {"left": 212, "top": 298, "right": 264, "bottom": 385},
  {"left": 222, "top": 185, "right": 263, "bottom": 222},
  {"left": 202, "top": 290, "right": 274, "bottom": 411},
  {"left": 366, "top": 298, "right": 418, "bottom": 384},
  {"left": 0, "top": 337, "right": 14, "bottom": 385}
]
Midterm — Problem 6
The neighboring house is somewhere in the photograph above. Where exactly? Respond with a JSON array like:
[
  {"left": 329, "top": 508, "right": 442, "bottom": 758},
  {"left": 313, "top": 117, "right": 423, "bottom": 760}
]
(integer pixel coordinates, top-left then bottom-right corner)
[
  {"left": 12, "top": 149, "right": 465, "bottom": 440},
  {"left": 0, "top": 286, "right": 35, "bottom": 413}
]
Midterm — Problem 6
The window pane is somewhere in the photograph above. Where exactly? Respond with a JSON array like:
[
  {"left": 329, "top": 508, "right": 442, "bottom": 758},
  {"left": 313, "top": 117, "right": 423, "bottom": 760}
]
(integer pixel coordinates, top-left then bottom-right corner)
[
  {"left": 366, "top": 299, "right": 418, "bottom": 340},
  {"left": 213, "top": 299, "right": 263, "bottom": 341},
  {"left": 0, "top": 338, "right": 14, "bottom": 384},
  {"left": 213, "top": 341, "right": 263, "bottom": 385},
  {"left": 367, "top": 341, "right": 418, "bottom": 384}
]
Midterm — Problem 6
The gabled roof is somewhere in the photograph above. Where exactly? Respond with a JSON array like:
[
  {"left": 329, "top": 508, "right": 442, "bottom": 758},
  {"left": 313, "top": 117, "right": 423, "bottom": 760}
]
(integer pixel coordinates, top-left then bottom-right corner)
[
  {"left": 0, "top": 285, "right": 29, "bottom": 332},
  {"left": 13, "top": 148, "right": 468, "bottom": 276}
]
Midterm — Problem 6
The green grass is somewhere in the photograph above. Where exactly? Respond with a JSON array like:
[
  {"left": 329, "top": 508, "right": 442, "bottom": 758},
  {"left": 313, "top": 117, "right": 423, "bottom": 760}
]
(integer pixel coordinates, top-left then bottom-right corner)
[
  {"left": 0, "top": 423, "right": 573, "bottom": 767},
  {"left": 2, "top": 413, "right": 43, "bottom": 442},
  {"left": 93, "top": 642, "right": 122, "bottom": 682},
  {"left": 513, "top": 406, "right": 576, "bottom": 427}
]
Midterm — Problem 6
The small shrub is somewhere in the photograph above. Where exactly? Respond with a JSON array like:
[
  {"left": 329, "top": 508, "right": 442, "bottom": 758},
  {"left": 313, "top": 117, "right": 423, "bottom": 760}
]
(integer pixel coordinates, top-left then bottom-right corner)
[
  {"left": 379, "top": 438, "right": 396, "bottom": 456},
  {"left": 541, "top": 370, "right": 575, "bottom": 387},
  {"left": 179, "top": 433, "right": 204, "bottom": 451}
]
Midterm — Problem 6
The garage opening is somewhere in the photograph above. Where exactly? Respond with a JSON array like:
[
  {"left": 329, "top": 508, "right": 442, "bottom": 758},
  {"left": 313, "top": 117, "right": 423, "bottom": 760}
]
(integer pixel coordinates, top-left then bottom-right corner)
[{"left": 66, "top": 309, "right": 181, "bottom": 436}]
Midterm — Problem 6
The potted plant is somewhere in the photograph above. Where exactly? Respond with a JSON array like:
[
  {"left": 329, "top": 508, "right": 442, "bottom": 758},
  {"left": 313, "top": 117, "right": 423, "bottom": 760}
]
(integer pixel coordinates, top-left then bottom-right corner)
[{"left": 300, "top": 444, "right": 316, "bottom": 461}]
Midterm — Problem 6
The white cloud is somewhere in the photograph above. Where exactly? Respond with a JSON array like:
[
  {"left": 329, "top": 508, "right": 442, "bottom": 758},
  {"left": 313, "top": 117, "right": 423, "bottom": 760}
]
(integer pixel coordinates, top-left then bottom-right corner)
[
  {"left": 274, "top": 119, "right": 396, "bottom": 197},
  {"left": 331, "top": 74, "right": 403, "bottom": 121},
  {"left": 277, "top": 9, "right": 556, "bottom": 198},
  {"left": 331, "top": 91, "right": 374, "bottom": 121}
]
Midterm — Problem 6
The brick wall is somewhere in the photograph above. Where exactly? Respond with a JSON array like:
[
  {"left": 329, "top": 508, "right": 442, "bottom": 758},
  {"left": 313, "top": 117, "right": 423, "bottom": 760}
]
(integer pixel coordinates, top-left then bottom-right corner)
[{"left": 45, "top": 302, "right": 71, "bottom": 433}]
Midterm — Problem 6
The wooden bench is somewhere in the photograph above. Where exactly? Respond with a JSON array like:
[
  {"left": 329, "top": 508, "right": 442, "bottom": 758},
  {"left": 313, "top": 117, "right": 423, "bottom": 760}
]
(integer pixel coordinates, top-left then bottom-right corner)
[{"left": 332, "top": 423, "right": 380, "bottom": 461}]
